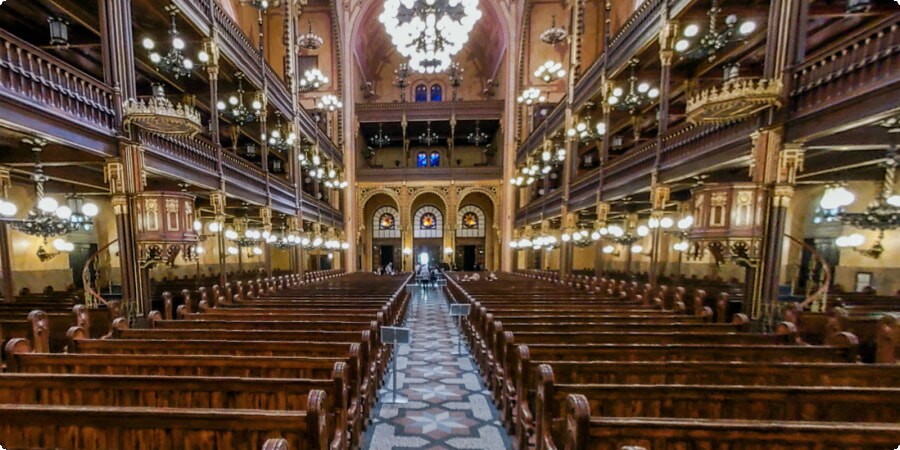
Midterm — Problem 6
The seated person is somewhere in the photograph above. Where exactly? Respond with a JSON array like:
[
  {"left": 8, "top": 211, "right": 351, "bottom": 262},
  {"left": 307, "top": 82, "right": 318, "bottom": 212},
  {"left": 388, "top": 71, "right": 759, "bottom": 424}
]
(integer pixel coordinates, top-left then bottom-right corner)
[
  {"left": 470, "top": 272, "right": 481, "bottom": 282},
  {"left": 488, "top": 272, "right": 498, "bottom": 281}
]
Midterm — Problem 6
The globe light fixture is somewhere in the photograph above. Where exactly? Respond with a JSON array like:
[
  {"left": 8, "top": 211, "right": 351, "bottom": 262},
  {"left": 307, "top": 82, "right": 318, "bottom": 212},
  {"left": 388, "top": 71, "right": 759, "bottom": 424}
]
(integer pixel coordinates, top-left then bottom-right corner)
[
  {"left": 299, "top": 68, "right": 330, "bottom": 92},
  {"left": 317, "top": 94, "right": 343, "bottom": 112},
  {"left": 607, "top": 60, "right": 659, "bottom": 114},
  {"left": 674, "top": 0, "right": 757, "bottom": 61},
  {"left": 517, "top": 87, "right": 546, "bottom": 105},
  {"left": 534, "top": 60, "right": 566, "bottom": 83},
  {"left": 141, "top": 6, "right": 205, "bottom": 79},
  {"left": 217, "top": 73, "right": 262, "bottom": 126}
]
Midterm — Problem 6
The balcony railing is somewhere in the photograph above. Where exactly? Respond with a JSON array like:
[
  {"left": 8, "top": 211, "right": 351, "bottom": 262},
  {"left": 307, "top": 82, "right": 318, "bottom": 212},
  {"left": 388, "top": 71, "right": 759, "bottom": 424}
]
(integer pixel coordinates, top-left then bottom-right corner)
[
  {"left": 357, "top": 165, "right": 503, "bottom": 182},
  {"left": 790, "top": 14, "right": 900, "bottom": 119},
  {"left": 0, "top": 29, "right": 115, "bottom": 134},
  {"left": 138, "top": 129, "right": 219, "bottom": 175}
]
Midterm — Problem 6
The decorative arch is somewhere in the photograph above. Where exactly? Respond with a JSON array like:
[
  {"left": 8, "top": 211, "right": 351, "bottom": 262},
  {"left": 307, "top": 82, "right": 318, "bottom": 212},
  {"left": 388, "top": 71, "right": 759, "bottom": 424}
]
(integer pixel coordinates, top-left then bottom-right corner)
[
  {"left": 458, "top": 186, "right": 500, "bottom": 229},
  {"left": 414, "top": 206, "right": 444, "bottom": 238},
  {"left": 414, "top": 84, "right": 428, "bottom": 102},
  {"left": 457, "top": 204, "right": 486, "bottom": 238},
  {"left": 372, "top": 206, "right": 401, "bottom": 239}
]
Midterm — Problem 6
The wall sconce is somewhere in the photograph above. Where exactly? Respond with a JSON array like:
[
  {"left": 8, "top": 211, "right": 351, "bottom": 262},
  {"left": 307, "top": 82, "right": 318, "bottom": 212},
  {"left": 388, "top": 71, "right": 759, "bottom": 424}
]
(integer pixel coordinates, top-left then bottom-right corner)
[{"left": 402, "top": 247, "right": 412, "bottom": 256}]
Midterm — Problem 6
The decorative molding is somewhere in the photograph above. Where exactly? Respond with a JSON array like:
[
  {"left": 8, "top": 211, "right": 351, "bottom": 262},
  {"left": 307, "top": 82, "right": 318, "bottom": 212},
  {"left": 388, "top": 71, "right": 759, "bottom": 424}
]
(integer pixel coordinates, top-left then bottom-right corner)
[{"left": 685, "top": 78, "right": 783, "bottom": 124}]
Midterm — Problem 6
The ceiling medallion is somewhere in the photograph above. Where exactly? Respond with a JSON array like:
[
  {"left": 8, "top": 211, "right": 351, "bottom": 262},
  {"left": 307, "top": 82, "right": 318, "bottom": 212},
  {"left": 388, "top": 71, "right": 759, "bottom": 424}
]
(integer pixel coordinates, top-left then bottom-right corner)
[
  {"left": 123, "top": 84, "right": 201, "bottom": 136},
  {"left": 686, "top": 77, "right": 782, "bottom": 124},
  {"left": 379, "top": 0, "right": 482, "bottom": 73},
  {"left": 298, "top": 19, "right": 324, "bottom": 51},
  {"left": 540, "top": 15, "right": 568, "bottom": 45}
]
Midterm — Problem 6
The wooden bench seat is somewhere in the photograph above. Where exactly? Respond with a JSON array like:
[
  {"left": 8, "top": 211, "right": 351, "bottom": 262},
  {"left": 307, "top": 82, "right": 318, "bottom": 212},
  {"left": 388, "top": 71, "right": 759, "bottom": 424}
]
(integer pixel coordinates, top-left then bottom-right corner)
[
  {"left": 0, "top": 400, "right": 329, "bottom": 450},
  {"left": 563, "top": 396, "right": 900, "bottom": 450}
]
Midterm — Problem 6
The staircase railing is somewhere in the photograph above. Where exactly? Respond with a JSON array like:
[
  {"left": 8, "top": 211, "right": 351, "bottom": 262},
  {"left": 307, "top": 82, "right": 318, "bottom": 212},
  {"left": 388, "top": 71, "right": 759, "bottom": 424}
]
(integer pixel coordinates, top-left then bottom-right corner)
[
  {"left": 83, "top": 240, "right": 117, "bottom": 309},
  {"left": 784, "top": 234, "right": 831, "bottom": 312}
]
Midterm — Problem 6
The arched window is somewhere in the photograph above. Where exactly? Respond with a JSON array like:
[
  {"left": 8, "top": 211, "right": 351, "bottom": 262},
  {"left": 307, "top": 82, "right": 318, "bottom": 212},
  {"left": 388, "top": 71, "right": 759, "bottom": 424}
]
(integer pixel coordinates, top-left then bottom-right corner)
[
  {"left": 414, "top": 206, "right": 443, "bottom": 238},
  {"left": 430, "top": 151, "right": 441, "bottom": 167},
  {"left": 457, "top": 205, "right": 486, "bottom": 238},
  {"left": 414, "top": 84, "right": 428, "bottom": 102},
  {"left": 372, "top": 206, "right": 401, "bottom": 239},
  {"left": 416, "top": 152, "right": 428, "bottom": 168},
  {"left": 430, "top": 84, "right": 443, "bottom": 102}
]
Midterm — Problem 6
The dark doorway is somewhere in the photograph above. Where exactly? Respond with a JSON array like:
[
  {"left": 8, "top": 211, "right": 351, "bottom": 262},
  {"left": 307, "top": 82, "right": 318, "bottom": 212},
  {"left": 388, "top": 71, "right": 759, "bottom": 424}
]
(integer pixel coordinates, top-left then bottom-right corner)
[
  {"left": 379, "top": 245, "right": 394, "bottom": 269},
  {"left": 69, "top": 243, "right": 98, "bottom": 289},
  {"left": 462, "top": 245, "right": 477, "bottom": 271}
]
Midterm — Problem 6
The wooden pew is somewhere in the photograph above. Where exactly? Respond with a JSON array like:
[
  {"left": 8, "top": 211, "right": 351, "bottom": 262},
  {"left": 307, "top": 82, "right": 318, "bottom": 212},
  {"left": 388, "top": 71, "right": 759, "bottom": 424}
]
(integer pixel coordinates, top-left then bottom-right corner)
[
  {"left": 0, "top": 398, "right": 330, "bottom": 450},
  {"left": 561, "top": 394, "right": 900, "bottom": 450}
]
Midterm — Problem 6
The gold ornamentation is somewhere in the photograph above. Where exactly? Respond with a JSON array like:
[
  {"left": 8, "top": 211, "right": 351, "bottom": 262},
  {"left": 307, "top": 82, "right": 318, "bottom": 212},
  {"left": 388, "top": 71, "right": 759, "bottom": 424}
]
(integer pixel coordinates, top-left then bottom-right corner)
[
  {"left": 777, "top": 145, "right": 805, "bottom": 185},
  {"left": 651, "top": 184, "right": 671, "bottom": 210},
  {"left": 209, "top": 191, "right": 226, "bottom": 216},
  {"left": 686, "top": 78, "right": 783, "bottom": 124},
  {"left": 104, "top": 161, "right": 126, "bottom": 195},
  {"left": 111, "top": 195, "right": 128, "bottom": 215},
  {"left": 123, "top": 96, "right": 202, "bottom": 136}
]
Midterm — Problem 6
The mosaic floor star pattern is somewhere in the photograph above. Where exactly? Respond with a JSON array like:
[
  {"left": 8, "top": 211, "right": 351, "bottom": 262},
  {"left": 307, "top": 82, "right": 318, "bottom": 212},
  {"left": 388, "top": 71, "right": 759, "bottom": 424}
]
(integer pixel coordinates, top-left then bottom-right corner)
[{"left": 363, "top": 286, "right": 512, "bottom": 450}]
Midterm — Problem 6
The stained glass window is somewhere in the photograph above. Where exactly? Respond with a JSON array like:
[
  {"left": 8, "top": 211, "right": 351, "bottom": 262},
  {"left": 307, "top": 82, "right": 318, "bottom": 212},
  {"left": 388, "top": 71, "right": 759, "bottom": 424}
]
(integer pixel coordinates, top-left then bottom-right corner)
[
  {"left": 416, "top": 152, "right": 428, "bottom": 168},
  {"left": 430, "top": 84, "right": 443, "bottom": 102},
  {"left": 373, "top": 206, "right": 401, "bottom": 239},
  {"left": 414, "top": 84, "right": 428, "bottom": 102},
  {"left": 430, "top": 151, "right": 440, "bottom": 167},
  {"left": 414, "top": 206, "right": 443, "bottom": 238},
  {"left": 462, "top": 212, "right": 478, "bottom": 229},
  {"left": 457, "top": 205, "right": 486, "bottom": 238}
]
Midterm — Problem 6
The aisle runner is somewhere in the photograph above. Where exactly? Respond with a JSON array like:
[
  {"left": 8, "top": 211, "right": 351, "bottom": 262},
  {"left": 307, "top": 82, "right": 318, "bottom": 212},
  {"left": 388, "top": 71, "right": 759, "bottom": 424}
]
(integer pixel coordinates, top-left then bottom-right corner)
[{"left": 363, "top": 287, "right": 512, "bottom": 450}]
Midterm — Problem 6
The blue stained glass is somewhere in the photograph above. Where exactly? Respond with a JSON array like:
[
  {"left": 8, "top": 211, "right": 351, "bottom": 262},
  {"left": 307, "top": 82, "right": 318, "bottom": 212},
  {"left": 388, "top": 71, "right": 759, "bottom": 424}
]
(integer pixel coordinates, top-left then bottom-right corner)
[
  {"left": 417, "top": 152, "right": 428, "bottom": 168},
  {"left": 430, "top": 84, "right": 443, "bottom": 102},
  {"left": 430, "top": 152, "right": 440, "bottom": 167},
  {"left": 414, "top": 84, "right": 428, "bottom": 102}
]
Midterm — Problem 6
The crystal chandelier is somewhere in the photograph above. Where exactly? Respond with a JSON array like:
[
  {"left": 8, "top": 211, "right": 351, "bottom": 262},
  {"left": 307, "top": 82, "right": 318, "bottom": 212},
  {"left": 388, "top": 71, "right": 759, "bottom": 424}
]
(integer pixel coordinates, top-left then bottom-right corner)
[
  {"left": 299, "top": 68, "right": 330, "bottom": 92},
  {"left": 3, "top": 142, "right": 99, "bottom": 240},
  {"left": 467, "top": 120, "right": 489, "bottom": 146},
  {"left": 379, "top": 0, "right": 482, "bottom": 73},
  {"left": 317, "top": 94, "right": 343, "bottom": 112},
  {"left": 674, "top": 0, "right": 757, "bottom": 61},
  {"left": 298, "top": 19, "right": 325, "bottom": 51},
  {"left": 540, "top": 15, "right": 568, "bottom": 45},
  {"left": 534, "top": 60, "right": 566, "bottom": 83},
  {"left": 217, "top": 73, "right": 262, "bottom": 125},
  {"left": 370, "top": 123, "right": 391, "bottom": 148},
  {"left": 141, "top": 5, "right": 208, "bottom": 79},
  {"left": 419, "top": 121, "right": 441, "bottom": 146},
  {"left": 265, "top": 112, "right": 297, "bottom": 153},
  {"left": 517, "top": 87, "right": 546, "bottom": 105},
  {"left": 607, "top": 60, "right": 659, "bottom": 114}
]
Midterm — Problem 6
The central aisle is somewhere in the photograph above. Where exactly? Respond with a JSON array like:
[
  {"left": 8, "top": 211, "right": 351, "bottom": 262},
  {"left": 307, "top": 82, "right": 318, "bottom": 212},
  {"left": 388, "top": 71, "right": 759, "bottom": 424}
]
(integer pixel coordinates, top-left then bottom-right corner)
[{"left": 363, "top": 286, "right": 513, "bottom": 450}]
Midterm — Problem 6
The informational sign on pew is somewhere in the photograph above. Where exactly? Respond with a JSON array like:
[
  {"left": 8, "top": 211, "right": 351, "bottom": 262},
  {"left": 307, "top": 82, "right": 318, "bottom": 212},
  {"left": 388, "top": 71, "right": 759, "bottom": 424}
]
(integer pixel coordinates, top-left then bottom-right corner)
[
  {"left": 449, "top": 303, "right": 471, "bottom": 355},
  {"left": 380, "top": 325, "right": 412, "bottom": 404}
]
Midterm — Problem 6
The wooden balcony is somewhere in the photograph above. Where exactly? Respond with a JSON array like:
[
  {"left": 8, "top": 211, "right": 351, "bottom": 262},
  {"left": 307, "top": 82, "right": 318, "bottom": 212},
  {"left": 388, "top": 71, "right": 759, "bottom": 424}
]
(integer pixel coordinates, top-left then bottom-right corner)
[
  {"left": 357, "top": 165, "right": 503, "bottom": 183},
  {"left": 356, "top": 100, "right": 505, "bottom": 123},
  {"left": 787, "top": 13, "right": 900, "bottom": 141},
  {"left": 174, "top": 0, "right": 340, "bottom": 164},
  {"left": 0, "top": 28, "right": 117, "bottom": 156}
]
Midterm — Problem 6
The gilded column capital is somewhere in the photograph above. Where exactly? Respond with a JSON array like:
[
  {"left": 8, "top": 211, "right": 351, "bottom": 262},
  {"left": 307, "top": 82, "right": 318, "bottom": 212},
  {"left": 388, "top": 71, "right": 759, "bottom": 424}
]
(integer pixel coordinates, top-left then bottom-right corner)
[
  {"left": 111, "top": 195, "right": 129, "bottom": 215},
  {"left": 104, "top": 160, "right": 126, "bottom": 195},
  {"left": 209, "top": 191, "right": 227, "bottom": 216},
  {"left": 651, "top": 184, "right": 671, "bottom": 210},
  {"left": 776, "top": 143, "right": 805, "bottom": 185},
  {"left": 773, "top": 185, "right": 795, "bottom": 208}
]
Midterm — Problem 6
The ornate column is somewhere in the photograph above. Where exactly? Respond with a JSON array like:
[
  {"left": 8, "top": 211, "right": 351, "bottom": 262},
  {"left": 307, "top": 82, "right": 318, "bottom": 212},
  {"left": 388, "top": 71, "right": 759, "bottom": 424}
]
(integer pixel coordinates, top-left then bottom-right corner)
[
  {"left": 209, "top": 191, "right": 228, "bottom": 288},
  {"left": 100, "top": 0, "right": 136, "bottom": 104},
  {"left": 104, "top": 149, "right": 148, "bottom": 316},
  {"left": 261, "top": 207, "right": 273, "bottom": 277},
  {"left": 751, "top": 128, "right": 804, "bottom": 320},
  {"left": 648, "top": 180, "right": 670, "bottom": 286},
  {"left": 593, "top": 201, "right": 609, "bottom": 278},
  {"left": 0, "top": 168, "right": 13, "bottom": 301}
]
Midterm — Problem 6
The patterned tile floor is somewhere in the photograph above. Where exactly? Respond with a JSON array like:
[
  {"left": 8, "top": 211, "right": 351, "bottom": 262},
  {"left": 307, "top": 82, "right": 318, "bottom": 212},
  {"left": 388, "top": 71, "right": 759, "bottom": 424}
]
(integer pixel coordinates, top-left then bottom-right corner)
[{"left": 363, "top": 287, "right": 513, "bottom": 450}]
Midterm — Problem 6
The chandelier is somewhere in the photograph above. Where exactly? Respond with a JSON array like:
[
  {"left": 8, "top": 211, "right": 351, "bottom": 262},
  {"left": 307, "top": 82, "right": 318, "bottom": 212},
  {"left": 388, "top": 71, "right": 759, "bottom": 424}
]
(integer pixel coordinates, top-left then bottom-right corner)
[
  {"left": 511, "top": 140, "right": 565, "bottom": 186},
  {"left": 467, "top": 120, "right": 490, "bottom": 146},
  {"left": 269, "top": 224, "right": 301, "bottom": 250},
  {"left": 266, "top": 112, "right": 297, "bottom": 153},
  {"left": 141, "top": 5, "right": 207, "bottom": 79},
  {"left": 567, "top": 109, "right": 606, "bottom": 142},
  {"left": 517, "top": 87, "right": 546, "bottom": 105},
  {"left": 419, "top": 121, "right": 441, "bottom": 146},
  {"left": 323, "top": 165, "right": 349, "bottom": 190},
  {"left": 379, "top": 0, "right": 482, "bottom": 73},
  {"left": 607, "top": 60, "right": 659, "bottom": 114},
  {"left": 3, "top": 143, "right": 99, "bottom": 240},
  {"left": 370, "top": 123, "right": 391, "bottom": 148},
  {"left": 217, "top": 73, "right": 262, "bottom": 126},
  {"left": 317, "top": 94, "right": 343, "bottom": 112},
  {"left": 298, "top": 19, "right": 325, "bottom": 51},
  {"left": 561, "top": 228, "right": 595, "bottom": 248},
  {"left": 534, "top": 60, "right": 566, "bottom": 83},
  {"left": 299, "top": 68, "right": 330, "bottom": 92},
  {"left": 448, "top": 61, "right": 464, "bottom": 89},
  {"left": 509, "top": 231, "right": 559, "bottom": 251},
  {"left": 674, "top": 0, "right": 757, "bottom": 61},
  {"left": 540, "top": 15, "right": 568, "bottom": 45}
]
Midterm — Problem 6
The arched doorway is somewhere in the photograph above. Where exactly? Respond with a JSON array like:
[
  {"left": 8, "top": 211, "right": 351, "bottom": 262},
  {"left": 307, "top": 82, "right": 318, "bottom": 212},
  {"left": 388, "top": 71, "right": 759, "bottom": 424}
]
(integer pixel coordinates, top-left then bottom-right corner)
[
  {"left": 363, "top": 193, "right": 401, "bottom": 272},
  {"left": 457, "top": 190, "right": 496, "bottom": 271},
  {"left": 412, "top": 205, "right": 444, "bottom": 270}
]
